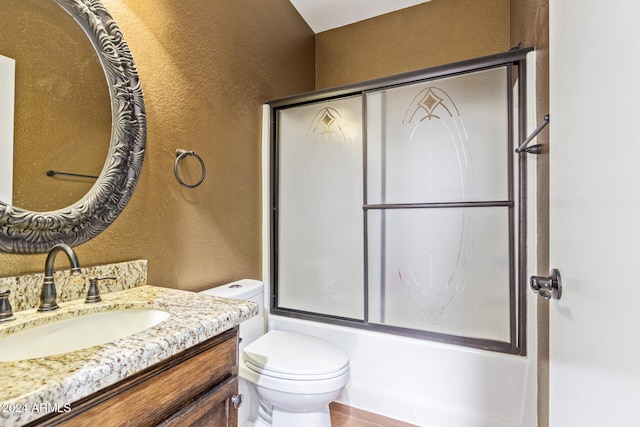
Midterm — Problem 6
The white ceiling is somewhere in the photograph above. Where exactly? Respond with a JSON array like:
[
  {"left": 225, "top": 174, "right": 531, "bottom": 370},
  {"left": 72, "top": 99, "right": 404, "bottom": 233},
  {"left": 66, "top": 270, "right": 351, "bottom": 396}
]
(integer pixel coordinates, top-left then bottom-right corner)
[{"left": 289, "top": 0, "right": 432, "bottom": 33}]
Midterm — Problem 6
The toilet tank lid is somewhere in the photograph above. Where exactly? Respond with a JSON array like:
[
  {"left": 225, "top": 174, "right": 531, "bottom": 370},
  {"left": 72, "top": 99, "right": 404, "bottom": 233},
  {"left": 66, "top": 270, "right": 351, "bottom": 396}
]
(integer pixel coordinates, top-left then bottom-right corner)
[{"left": 199, "top": 279, "right": 263, "bottom": 300}]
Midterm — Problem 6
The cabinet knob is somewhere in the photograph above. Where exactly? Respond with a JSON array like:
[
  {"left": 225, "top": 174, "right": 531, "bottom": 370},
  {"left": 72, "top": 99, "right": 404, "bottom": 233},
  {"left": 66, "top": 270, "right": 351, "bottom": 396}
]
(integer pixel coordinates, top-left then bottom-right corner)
[{"left": 231, "top": 394, "right": 244, "bottom": 409}]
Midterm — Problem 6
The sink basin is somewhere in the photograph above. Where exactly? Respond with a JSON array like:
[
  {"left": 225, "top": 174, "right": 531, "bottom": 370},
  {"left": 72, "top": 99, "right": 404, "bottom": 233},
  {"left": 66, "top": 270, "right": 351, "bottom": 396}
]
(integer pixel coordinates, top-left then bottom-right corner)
[{"left": 0, "top": 308, "right": 170, "bottom": 362}]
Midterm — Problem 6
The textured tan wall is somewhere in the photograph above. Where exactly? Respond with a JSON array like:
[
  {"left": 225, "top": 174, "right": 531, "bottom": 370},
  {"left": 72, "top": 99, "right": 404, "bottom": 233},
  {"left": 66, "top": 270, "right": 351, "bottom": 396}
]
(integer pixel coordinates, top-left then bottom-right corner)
[
  {"left": 316, "top": 0, "right": 510, "bottom": 89},
  {"left": 510, "top": 1, "right": 550, "bottom": 426},
  {"left": 0, "top": 0, "right": 315, "bottom": 291}
]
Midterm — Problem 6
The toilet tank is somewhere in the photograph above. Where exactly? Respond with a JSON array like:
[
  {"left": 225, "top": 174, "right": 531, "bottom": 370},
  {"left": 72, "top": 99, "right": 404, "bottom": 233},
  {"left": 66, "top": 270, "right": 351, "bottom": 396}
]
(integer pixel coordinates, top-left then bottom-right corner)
[{"left": 199, "top": 279, "right": 264, "bottom": 349}]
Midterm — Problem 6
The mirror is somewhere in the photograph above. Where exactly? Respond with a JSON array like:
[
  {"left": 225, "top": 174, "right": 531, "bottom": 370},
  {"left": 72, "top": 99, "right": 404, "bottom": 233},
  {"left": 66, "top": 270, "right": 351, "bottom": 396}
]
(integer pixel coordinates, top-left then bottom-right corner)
[
  {"left": 0, "top": 0, "right": 146, "bottom": 254},
  {"left": 1, "top": 0, "right": 111, "bottom": 212}
]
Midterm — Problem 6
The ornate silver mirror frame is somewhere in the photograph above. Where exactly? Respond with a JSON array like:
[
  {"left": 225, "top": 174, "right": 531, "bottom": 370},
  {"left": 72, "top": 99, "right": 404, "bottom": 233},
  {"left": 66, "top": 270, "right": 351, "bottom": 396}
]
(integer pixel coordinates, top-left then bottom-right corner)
[{"left": 0, "top": 0, "right": 146, "bottom": 254}]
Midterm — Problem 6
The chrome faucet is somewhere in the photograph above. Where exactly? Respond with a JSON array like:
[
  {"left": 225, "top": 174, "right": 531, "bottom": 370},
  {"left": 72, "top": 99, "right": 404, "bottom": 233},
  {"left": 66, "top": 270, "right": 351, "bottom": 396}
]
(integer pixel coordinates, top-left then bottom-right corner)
[{"left": 38, "top": 243, "right": 82, "bottom": 312}]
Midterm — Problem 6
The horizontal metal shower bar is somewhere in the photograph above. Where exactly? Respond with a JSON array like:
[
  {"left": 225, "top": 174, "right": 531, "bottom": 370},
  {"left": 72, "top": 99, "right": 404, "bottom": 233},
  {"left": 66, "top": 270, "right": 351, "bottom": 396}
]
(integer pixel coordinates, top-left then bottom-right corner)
[{"left": 363, "top": 200, "right": 514, "bottom": 210}]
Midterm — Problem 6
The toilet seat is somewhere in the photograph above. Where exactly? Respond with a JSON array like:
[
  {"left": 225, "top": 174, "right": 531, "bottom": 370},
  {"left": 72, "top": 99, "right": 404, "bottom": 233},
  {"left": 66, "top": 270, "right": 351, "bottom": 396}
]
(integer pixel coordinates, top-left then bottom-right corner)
[
  {"left": 241, "top": 330, "right": 349, "bottom": 381},
  {"left": 239, "top": 358, "right": 350, "bottom": 396},
  {"left": 243, "top": 359, "right": 350, "bottom": 381}
]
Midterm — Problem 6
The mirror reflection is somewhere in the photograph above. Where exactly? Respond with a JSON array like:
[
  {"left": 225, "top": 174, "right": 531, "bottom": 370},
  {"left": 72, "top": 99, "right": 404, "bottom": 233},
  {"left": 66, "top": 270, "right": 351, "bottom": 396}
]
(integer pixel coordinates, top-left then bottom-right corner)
[
  {"left": 0, "top": 53, "right": 14, "bottom": 205},
  {"left": 0, "top": 0, "right": 111, "bottom": 212}
]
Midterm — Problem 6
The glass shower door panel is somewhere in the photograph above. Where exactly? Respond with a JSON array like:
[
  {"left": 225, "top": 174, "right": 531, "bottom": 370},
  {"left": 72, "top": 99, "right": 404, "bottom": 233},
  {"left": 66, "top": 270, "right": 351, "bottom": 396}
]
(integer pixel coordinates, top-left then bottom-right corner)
[
  {"left": 366, "top": 67, "right": 510, "bottom": 204},
  {"left": 367, "top": 207, "right": 511, "bottom": 342},
  {"left": 277, "top": 96, "right": 364, "bottom": 320}
]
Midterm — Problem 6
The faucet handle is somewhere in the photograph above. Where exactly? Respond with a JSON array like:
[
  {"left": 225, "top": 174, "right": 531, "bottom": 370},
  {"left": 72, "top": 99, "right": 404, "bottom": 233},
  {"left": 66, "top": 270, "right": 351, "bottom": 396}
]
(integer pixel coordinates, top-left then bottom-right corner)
[
  {"left": 85, "top": 277, "right": 116, "bottom": 304},
  {"left": 0, "top": 290, "right": 15, "bottom": 322}
]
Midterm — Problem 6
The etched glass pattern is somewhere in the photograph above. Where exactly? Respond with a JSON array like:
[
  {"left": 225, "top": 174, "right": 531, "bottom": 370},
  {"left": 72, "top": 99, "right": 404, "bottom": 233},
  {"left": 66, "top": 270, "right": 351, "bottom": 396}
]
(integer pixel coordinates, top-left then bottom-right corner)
[
  {"left": 366, "top": 208, "right": 511, "bottom": 341},
  {"left": 367, "top": 68, "right": 509, "bottom": 204},
  {"left": 366, "top": 67, "right": 511, "bottom": 340},
  {"left": 277, "top": 96, "right": 364, "bottom": 319}
]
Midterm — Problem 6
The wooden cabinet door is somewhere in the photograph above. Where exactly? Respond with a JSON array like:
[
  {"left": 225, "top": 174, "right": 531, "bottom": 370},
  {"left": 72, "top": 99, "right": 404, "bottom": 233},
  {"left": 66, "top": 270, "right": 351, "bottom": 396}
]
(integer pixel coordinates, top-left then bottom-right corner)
[{"left": 159, "top": 376, "right": 239, "bottom": 427}]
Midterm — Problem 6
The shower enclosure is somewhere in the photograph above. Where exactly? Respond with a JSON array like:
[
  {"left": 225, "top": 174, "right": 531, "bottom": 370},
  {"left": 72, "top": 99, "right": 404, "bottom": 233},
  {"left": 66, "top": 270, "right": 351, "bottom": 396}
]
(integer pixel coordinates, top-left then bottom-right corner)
[{"left": 270, "top": 48, "right": 532, "bottom": 354}]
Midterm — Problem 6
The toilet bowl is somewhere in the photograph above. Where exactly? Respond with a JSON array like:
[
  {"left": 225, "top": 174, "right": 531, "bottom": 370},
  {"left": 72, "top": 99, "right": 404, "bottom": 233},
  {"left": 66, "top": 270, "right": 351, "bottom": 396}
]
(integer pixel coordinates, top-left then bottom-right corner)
[
  {"left": 241, "top": 330, "right": 349, "bottom": 427},
  {"left": 200, "top": 280, "right": 350, "bottom": 427}
]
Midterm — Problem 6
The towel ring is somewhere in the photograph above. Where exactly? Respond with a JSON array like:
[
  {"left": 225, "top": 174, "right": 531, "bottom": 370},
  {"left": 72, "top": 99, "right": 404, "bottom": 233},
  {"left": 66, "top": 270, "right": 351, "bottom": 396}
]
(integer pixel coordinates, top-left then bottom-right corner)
[{"left": 174, "top": 149, "right": 206, "bottom": 188}]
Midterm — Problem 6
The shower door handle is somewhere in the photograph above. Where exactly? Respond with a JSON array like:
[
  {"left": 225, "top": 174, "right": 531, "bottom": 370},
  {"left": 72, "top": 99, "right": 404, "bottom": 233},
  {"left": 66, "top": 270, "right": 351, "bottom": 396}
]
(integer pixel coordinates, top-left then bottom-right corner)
[{"left": 530, "top": 268, "right": 563, "bottom": 300}]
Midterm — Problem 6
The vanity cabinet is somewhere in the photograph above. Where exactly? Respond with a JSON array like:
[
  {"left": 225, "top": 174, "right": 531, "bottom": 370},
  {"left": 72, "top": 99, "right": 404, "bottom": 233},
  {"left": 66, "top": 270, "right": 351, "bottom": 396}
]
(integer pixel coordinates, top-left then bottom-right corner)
[{"left": 29, "top": 327, "right": 239, "bottom": 427}]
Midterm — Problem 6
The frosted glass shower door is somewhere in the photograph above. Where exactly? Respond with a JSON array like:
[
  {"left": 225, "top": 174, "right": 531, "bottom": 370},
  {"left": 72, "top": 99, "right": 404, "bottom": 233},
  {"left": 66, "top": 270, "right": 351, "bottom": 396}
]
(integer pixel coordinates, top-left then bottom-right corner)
[
  {"left": 276, "top": 96, "right": 364, "bottom": 320},
  {"left": 272, "top": 49, "right": 530, "bottom": 353},
  {"left": 365, "top": 67, "right": 514, "bottom": 342}
]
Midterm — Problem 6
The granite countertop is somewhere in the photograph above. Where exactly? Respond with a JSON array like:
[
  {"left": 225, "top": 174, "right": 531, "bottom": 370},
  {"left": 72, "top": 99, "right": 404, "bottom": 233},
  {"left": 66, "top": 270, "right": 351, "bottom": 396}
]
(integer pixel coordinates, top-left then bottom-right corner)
[{"left": 0, "top": 285, "right": 258, "bottom": 426}]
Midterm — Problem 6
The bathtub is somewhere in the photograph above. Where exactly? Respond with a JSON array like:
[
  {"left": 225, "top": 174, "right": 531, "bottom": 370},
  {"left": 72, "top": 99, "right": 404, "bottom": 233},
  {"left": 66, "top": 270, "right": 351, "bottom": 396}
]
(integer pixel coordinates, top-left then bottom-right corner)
[{"left": 268, "top": 312, "right": 537, "bottom": 427}]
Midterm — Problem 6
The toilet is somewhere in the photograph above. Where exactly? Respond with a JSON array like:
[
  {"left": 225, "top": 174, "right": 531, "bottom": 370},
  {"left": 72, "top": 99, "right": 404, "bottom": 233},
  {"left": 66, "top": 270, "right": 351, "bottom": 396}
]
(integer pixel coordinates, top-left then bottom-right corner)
[{"left": 200, "top": 279, "right": 350, "bottom": 427}]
